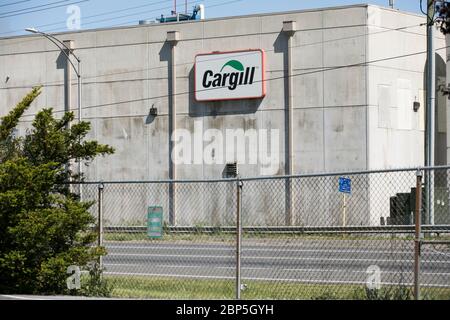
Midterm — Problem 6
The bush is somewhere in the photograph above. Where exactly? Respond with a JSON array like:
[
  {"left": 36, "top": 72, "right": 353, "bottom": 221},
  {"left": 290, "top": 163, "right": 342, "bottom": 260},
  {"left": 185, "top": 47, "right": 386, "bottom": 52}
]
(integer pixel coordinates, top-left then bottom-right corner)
[
  {"left": 0, "top": 87, "right": 114, "bottom": 296},
  {"left": 352, "top": 286, "right": 413, "bottom": 300},
  {"left": 78, "top": 262, "right": 113, "bottom": 297}
]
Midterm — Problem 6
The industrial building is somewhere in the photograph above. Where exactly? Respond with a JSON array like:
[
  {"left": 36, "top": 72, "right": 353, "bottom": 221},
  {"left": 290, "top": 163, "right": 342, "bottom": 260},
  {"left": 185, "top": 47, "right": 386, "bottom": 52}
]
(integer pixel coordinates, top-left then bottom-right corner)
[{"left": 0, "top": 4, "right": 447, "bottom": 226}]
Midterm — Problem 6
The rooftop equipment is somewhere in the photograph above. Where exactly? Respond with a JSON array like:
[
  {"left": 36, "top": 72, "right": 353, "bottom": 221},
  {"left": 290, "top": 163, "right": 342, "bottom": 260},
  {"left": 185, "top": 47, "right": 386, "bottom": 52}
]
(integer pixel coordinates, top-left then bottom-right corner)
[{"left": 157, "top": 4, "right": 204, "bottom": 23}]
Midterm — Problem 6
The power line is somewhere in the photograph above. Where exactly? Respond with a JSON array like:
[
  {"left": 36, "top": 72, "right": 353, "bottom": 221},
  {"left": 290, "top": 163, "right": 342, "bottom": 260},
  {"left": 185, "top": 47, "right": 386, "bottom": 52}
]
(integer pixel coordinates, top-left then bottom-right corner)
[
  {"left": 0, "top": 0, "right": 240, "bottom": 47},
  {"left": 107, "top": 0, "right": 241, "bottom": 28},
  {"left": 0, "top": 0, "right": 89, "bottom": 19},
  {"left": 82, "top": 45, "right": 448, "bottom": 111},
  {"left": 0, "top": 0, "right": 69, "bottom": 16},
  {"left": 0, "top": 0, "right": 173, "bottom": 35},
  {"left": 0, "top": 0, "right": 31, "bottom": 8},
  {"left": 63, "top": 0, "right": 200, "bottom": 29},
  {"left": 85, "top": 22, "right": 425, "bottom": 81},
  {"left": 34, "top": 0, "right": 215, "bottom": 32},
  {"left": 1, "top": 22, "right": 424, "bottom": 89},
  {"left": 16, "top": 44, "right": 449, "bottom": 119},
  {"left": 0, "top": 0, "right": 216, "bottom": 37},
  {"left": 420, "top": 0, "right": 438, "bottom": 25}
]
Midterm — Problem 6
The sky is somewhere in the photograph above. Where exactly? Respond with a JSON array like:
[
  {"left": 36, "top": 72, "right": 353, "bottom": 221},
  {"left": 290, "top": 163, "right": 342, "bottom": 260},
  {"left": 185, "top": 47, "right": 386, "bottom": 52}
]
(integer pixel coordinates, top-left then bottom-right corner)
[{"left": 0, "top": 0, "right": 424, "bottom": 37}]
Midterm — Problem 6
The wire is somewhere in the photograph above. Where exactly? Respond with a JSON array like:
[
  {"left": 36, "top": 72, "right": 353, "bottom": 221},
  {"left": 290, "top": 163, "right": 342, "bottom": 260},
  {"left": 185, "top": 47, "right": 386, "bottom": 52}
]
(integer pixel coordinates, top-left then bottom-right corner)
[
  {"left": 62, "top": 0, "right": 201, "bottom": 29},
  {"left": 428, "top": 246, "right": 450, "bottom": 258},
  {"left": 15, "top": 44, "right": 450, "bottom": 119},
  {"left": 83, "top": 45, "right": 450, "bottom": 111},
  {"left": 0, "top": 22, "right": 425, "bottom": 90},
  {"left": 0, "top": 0, "right": 69, "bottom": 17},
  {"left": 420, "top": 0, "right": 439, "bottom": 26},
  {"left": 420, "top": 0, "right": 428, "bottom": 16},
  {"left": 0, "top": 0, "right": 31, "bottom": 8},
  {"left": 0, "top": 0, "right": 89, "bottom": 19},
  {"left": 0, "top": 0, "right": 242, "bottom": 48},
  {"left": 0, "top": 0, "right": 173, "bottom": 35},
  {"left": 108, "top": 0, "right": 241, "bottom": 29},
  {"left": 34, "top": 0, "right": 214, "bottom": 32},
  {"left": 90, "top": 22, "right": 426, "bottom": 81},
  {"left": 0, "top": 0, "right": 212, "bottom": 35}
]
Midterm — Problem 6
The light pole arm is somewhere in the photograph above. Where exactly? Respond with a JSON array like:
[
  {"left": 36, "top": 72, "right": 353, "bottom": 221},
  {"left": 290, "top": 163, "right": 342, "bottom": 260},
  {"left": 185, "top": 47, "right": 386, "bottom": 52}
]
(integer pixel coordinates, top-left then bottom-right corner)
[
  {"left": 27, "top": 28, "right": 84, "bottom": 197},
  {"left": 36, "top": 31, "right": 80, "bottom": 77},
  {"left": 40, "top": 31, "right": 81, "bottom": 63}
]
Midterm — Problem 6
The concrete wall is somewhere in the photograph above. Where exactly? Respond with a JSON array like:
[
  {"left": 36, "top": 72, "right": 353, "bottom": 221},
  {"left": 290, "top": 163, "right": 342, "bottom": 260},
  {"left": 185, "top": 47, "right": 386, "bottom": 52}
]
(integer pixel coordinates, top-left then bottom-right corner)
[
  {"left": 0, "top": 5, "right": 441, "bottom": 226},
  {"left": 447, "top": 33, "right": 450, "bottom": 164},
  {"left": 0, "top": 5, "right": 372, "bottom": 179},
  {"left": 366, "top": 6, "right": 447, "bottom": 225}
]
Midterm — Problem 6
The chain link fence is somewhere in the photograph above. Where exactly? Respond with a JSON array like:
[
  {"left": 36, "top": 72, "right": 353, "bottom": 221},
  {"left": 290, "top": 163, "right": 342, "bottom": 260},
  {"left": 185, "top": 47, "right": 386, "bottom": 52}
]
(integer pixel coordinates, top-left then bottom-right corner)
[
  {"left": 81, "top": 180, "right": 238, "bottom": 299},
  {"left": 78, "top": 167, "right": 450, "bottom": 300}
]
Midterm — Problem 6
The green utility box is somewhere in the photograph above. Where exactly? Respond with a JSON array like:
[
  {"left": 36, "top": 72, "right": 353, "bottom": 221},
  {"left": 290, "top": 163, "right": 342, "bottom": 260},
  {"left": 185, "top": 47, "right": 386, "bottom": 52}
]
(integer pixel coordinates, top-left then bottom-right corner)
[{"left": 147, "top": 206, "right": 163, "bottom": 239}]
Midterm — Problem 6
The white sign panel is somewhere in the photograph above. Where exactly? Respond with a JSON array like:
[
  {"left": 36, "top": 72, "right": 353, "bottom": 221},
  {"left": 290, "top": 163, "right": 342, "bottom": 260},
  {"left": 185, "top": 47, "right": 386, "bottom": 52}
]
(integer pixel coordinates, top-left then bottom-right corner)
[{"left": 195, "top": 49, "right": 266, "bottom": 102}]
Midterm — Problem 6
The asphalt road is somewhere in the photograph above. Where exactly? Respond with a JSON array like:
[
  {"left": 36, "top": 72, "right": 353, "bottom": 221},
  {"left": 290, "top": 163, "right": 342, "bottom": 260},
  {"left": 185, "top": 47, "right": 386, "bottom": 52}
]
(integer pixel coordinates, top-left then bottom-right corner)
[{"left": 103, "top": 240, "right": 450, "bottom": 288}]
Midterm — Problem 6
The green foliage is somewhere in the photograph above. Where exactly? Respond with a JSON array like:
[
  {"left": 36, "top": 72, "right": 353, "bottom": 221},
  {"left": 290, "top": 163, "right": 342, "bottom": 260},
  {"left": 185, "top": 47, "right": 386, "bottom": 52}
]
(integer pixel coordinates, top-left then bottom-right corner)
[
  {"left": 78, "top": 262, "right": 113, "bottom": 297},
  {"left": 0, "top": 88, "right": 114, "bottom": 296},
  {"left": 352, "top": 286, "right": 413, "bottom": 300}
]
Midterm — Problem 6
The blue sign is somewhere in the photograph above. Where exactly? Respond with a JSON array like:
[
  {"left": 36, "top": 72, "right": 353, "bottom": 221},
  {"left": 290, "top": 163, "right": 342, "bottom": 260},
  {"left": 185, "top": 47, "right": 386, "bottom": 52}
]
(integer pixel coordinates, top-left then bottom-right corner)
[{"left": 339, "top": 177, "right": 351, "bottom": 194}]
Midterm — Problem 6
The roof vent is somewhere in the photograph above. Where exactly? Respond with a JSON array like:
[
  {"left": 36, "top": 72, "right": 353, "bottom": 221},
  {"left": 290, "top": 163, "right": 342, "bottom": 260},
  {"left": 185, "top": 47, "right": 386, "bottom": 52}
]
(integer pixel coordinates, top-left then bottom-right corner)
[{"left": 139, "top": 20, "right": 154, "bottom": 25}]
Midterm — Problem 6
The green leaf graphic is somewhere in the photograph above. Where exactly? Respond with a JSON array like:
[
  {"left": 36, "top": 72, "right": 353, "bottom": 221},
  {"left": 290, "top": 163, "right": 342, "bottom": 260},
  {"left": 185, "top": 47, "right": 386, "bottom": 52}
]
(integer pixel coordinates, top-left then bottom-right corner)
[{"left": 220, "top": 60, "right": 244, "bottom": 72}]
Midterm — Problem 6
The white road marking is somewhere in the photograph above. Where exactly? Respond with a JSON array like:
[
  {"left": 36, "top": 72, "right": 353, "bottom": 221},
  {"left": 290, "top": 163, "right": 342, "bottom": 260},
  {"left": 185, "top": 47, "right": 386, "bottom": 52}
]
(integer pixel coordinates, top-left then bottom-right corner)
[
  {"left": 104, "top": 263, "right": 450, "bottom": 276},
  {"left": 106, "top": 252, "right": 449, "bottom": 264},
  {"left": 106, "top": 245, "right": 420, "bottom": 255},
  {"left": 0, "top": 295, "right": 46, "bottom": 300},
  {"left": 428, "top": 247, "right": 450, "bottom": 258}
]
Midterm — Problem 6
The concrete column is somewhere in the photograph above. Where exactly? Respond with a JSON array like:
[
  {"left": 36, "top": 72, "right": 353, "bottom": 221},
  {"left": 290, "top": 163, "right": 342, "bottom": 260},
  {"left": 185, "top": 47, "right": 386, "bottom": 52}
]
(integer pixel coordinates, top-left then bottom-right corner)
[
  {"left": 77, "top": 59, "right": 83, "bottom": 200},
  {"left": 63, "top": 40, "right": 74, "bottom": 191},
  {"left": 167, "top": 31, "right": 180, "bottom": 226},
  {"left": 63, "top": 40, "right": 74, "bottom": 128},
  {"left": 283, "top": 21, "right": 296, "bottom": 226}
]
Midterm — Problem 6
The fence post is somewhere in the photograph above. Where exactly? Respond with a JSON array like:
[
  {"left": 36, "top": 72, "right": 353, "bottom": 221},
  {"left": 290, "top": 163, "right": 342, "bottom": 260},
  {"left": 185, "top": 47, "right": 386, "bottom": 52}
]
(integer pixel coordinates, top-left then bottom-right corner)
[
  {"left": 236, "top": 178, "right": 243, "bottom": 300},
  {"left": 98, "top": 182, "right": 104, "bottom": 270},
  {"left": 414, "top": 169, "right": 423, "bottom": 300}
]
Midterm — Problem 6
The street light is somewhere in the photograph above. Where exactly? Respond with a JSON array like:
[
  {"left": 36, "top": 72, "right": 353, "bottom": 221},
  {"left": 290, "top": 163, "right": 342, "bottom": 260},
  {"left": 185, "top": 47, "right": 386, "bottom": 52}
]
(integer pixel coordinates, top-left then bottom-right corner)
[{"left": 25, "top": 27, "right": 83, "bottom": 199}]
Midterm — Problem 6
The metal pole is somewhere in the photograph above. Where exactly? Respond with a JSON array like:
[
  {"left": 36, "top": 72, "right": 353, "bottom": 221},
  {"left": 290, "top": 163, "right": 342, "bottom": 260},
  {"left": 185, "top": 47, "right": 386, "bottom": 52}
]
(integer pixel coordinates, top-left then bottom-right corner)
[
  {"left": 98, "top": 182, "right": 104, "bottom": 269},
  {"left": 287, "top": 35, "right": 294, "bottom": 179},
  {"left": 426, "top": 0, "right": 435, "bottom": 225},
  {"left": 236, "top": 179, "right": 243, "bottom": 300},
  {"left": 342, "top": 194, "right": 347, "bottom": 227},
  {"left": 283, "top": 22, "right": 296, "bottom": 227},
  {"left": 287, "top": 33, "right": 294, "bottom": 227},
  {"left": 78, "top": 60, "right": 83, "bottom": 201},
  {"left": 168, "top": 32, "right": 179, "bottom": 226},
  {"left": 414, "top": 170, "right": 423, "bottom": 300},
  {"left": 63, "top": 40, "right": 73, "bottom": 193}
]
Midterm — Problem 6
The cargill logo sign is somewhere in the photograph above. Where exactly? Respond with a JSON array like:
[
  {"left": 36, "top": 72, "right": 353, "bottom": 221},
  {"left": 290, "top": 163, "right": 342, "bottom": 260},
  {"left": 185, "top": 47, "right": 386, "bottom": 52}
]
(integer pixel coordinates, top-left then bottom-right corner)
[
  {"left": 195, "top": 49, "right": 266, "bottom": 102},
  {"left": 202, "top": 60, "right": 256, "bottom": 91}
]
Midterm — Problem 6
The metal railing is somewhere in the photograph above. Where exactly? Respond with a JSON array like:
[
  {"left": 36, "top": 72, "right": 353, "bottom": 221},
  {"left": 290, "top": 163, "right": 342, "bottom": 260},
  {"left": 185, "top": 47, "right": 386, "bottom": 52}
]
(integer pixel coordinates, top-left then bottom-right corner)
[{"left": 74, "top": 166, "right": 450, "bottom": 300}]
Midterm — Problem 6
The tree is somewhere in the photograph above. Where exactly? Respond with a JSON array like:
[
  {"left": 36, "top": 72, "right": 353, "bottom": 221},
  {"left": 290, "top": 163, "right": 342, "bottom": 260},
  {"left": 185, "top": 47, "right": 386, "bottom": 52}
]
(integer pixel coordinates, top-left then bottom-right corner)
[{"left": 0, "top": 87, "right": 115, "bottom": 295}]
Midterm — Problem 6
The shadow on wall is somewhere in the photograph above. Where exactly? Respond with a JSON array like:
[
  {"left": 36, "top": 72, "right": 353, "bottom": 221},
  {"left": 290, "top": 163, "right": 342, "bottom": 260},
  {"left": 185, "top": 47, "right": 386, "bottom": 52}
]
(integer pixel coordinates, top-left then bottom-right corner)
[
  {"left": 423, "top": 53, "right": 447, "bottom": 167},
  {"left": 274, "top": 31, "right": 290, "bottom": 176},
  {"left": 56, "top": 51, "right": 67, "bottom": 70}
]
